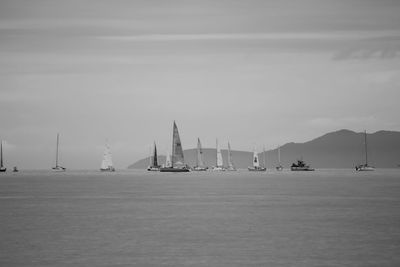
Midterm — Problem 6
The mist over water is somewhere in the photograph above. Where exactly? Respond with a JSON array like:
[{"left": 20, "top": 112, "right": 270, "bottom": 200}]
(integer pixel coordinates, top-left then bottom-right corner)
[{"left": 1, "top": 169, "right": 400, "bottom": 266}]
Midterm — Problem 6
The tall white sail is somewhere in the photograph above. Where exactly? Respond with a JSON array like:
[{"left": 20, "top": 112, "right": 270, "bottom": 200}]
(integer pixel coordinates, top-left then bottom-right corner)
[
  {"left": 216, "top": 139, "right": 224, "bottom": 167},
  {"left": 253, "top": 147, "right": 260, "bottom": 168},
  {"left": 101, "top": 143, "right": 114, "bottom": 170},
  {"left": 165, "top": 151, "right": 172, "bottom": 167}
]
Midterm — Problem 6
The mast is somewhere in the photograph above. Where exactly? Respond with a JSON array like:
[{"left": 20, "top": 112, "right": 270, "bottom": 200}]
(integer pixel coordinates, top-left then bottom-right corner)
[
  {"left": 228, "top": 142, "right": 231, "bottom": 167},
  {"left": 364, "top": 130, "right": 368, "bottom": 166},
  {"left": 216, "top": 139, "right": 218, "bottom": 167},
  {"left": 55, "top": 133, "right": 59, "bottom": 167},
  {"left": 0, "top": 140, "right": 3, "bottom": 168},
  {"left": 278, "top": 146, "right": 281, "bottom": 165}
]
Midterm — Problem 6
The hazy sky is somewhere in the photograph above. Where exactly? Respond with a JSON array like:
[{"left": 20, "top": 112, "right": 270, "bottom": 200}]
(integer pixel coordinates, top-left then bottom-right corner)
[{"left": 1, "top": 0, "right": 400, "bottom": 169}]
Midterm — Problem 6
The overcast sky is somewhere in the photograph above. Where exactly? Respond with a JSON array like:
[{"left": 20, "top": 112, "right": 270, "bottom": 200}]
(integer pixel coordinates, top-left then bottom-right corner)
[{"left": 1, "top": 0, "right": 400, "bottom": 169}]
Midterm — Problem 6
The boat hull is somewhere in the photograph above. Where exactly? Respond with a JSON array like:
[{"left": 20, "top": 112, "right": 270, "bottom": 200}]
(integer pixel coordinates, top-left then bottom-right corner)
[
  {"left": 212, "top": 167, "right": 226, "bottom": 171},
  {"left": 290, "top": 167, "right": 314, "bottom": 171},
  {"left": 101, "top": 167, "right": 115, "bottom": 172},
  {"left": 248, "top": 167, "right": 266, "bottom": 172},
  {"left": 355, "top": 165, "right": 375, "bottom": 171},
  {"left": 160, "top": 167, "right": 190, "bottom": 172},
  {"left": 0, "top": 168, "right": 6, "bottom": 172},
  {"left": 147, "top": 166, "right": 160, "bottom": 171},
  {"left": 276, "top": 166, "right": 283, "bottom": 171},
  {"left": 192, "top": 167, "right": 208, "bottom": 171},
  {"left": 52, "top": 166, "right": 66, "bottom": 172}
]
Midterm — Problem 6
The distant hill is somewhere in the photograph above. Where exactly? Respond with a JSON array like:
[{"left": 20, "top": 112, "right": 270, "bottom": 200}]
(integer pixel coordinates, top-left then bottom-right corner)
[{"left": 128, "top": 129, "right": 400, "bottom": 169}]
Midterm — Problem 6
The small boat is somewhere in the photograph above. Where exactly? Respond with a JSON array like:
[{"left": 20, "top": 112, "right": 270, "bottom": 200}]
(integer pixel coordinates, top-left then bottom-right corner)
[
  {"left": 212, "top": 139, "right": 226, "bottom": 171},
  {"left": 355, "top": 130, "right": 375, "bottom": 171},
  {"left": 275, "top": 145, "right": 283, "bottom": 171},
  {"left": 160, "top": 121, "right": 190, "bottom": 172},
  {"left": 147, "top": 142, "right": 160, "bottom": 171},
  {"left": 226, "top": 142, "right": 236, "bottom": 171},
  {"left": 0, "top": 141, "right": 6, "bottom": 172},
  {"left": 13, "top": 166, "right": 18, "bottom": 172},
  {"left": 193, "top": 138, "right": 208, "bottom": 171},
  {"left": 290, "top": 159, "right": 314, "bottom": 171},
  {"left": 100, "top": 141, "right": 115, "bottom": 172},
  {"left": 52, "top": 133, "right": 66, "bottom": 172},
  {"left": 248, "top": 146, "right": 266, "bottom": 171}
]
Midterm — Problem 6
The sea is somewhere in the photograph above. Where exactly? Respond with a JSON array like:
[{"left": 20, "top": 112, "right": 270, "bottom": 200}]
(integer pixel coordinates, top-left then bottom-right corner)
[{"left": 1, "top": 169, "right": 399, "bottom": 267}]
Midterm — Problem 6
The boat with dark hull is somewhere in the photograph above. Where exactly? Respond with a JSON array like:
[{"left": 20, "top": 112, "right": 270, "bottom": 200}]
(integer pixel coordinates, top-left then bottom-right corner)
[
  {"left": 290, "top": 159, "right": 314, "bottom": 171},
  {"left": 160, "top": 121, "right": 190, "bottom": 172},
  {"left": 52, "top": 134, "right": 66, "bottom": 172},
  {"left": 147, "top": 142, "right": 161, "bottom": 171},
  {"left": 248, "top": 146, "right": 266, "bottom": 172},
  {"left": 0, "top": 141, "right": 6, "bottom": 172},
  {"left": 355, "top": 130, "right": 375, "bottom": 171}
]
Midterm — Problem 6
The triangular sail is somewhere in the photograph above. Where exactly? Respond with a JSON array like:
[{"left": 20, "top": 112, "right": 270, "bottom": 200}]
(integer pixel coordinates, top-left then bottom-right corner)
[
  {"left": 152, "top": 142, "right": 158, "bottom": 167},
  {"left": 228, "top": 142, "right": 235, "bottom": 169},
  {"left": 364, "top": 130, "right": 368, "bottom": 166},
  {"left": 55, "top": 133, "right": 60, "bottom": 167},
  {"left": 278, "top": 146, "right": 281, "bottom": 165},
  {"left": 172, "top": 121, "right": 185, "bottom": 167},
  {"left": 253, "top": 148, "right": 260, "bottom": 167},
  {"left": 216, "top": 139, "right": 224, "bottom": 167},
  {"left": 165, "top": 151, "right": 172, "bottom": 167},
  {"left": 197, "top": 138, "right": 205, "bottom": 167}
]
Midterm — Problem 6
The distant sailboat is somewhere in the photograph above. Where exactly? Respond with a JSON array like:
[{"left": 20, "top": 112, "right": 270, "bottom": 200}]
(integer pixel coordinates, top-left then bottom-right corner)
[
  {"left": 227, "top": 141, "right": 236, "bottom": 171},
  {"left": 52, "top": 133, "right": 66, "bottom": 172},
  {"left": 13, "top": 166, "right": 18, "bottom": 172},
  {"left": 0, "top": 140, "right": 6, "bottom": 172},
  {"left": 160, "top": 121, "right": 190, "bottom": 172},
  {"left": 100, "top": 142, "right": 115, "bottom": 172},
  {"left": 193, "top": 138, "right": 207, "bottom": 171},
  {"left": 147, "top": 142, "right": 160, "bottom": 171},
  {"left": 248, "top": 146, "right": 266, "bottom": 171},
  {"left": 212, "top": 139, "right": 225, "bottom": 171},
  {"left": 355, "top": 130, "right": 375, "bottom": 171},
  {"left": 165, "top": 150, "right": 172, "bottom": 168},
  {"left": 275, "top": 145, "right": 283, "bottom": 171}
]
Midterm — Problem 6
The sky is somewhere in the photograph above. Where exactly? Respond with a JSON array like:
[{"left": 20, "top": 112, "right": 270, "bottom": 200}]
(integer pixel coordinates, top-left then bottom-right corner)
[{"left": 1, "top": 0, "right": 400, "bottom": 169}]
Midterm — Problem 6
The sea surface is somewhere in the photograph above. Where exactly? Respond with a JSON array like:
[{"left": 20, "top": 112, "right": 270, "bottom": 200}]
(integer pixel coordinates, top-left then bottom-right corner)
[{"left": 1, "top": 169, "right": 400, "bottom": 267}]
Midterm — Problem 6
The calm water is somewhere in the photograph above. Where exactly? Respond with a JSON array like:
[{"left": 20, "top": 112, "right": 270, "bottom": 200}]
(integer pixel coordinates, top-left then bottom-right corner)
[{"left": 1, "top": 169, "right": 400, "bottom": 266}]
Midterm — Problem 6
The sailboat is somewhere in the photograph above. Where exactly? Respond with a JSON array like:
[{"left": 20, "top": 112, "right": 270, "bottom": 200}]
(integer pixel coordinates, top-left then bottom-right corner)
[
  {"left": 193, "top": 138, "right": 208, "bottom": 171},
  {"left": 160, "top": 121, "right": 190, "bottom": 172},
  {"left": 52, "top": 133, "right": 66, "bottom": 172},
  {"left": 0, "top": 140, "right": 6, "bottom": 172},
  {"left": 226, "top": 141, "right": 236, "bottom": 171},
  {"left": 355, "top": 130, "right": 375, "bottom": 171},
  {"left": 147, "top": 142, "right": 160, "bottom": 171},
  {"left": 164, "top": 150, "right": 172, "bottom": 168},
  {"left": 248, "top": 146, "right": 266, "bottom": 171},
  {"left": 275, "top": 145, "right": 283, "bottom": 171},
  {"left": 212, "top": 139, "right": 226, "bottom": 171},
  {"left": 100, "top": 142, "right": 115, "bottom": 172}
]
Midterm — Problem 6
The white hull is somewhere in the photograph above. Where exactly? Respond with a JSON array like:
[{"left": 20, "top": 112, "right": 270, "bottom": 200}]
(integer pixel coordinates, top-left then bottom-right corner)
[
  {"left": 52, "top": 166, "right": 66, "bottom": 172},
  {"left": 355, "top": 165, "right": 375, "bottom": 171},
  {"left": 212, "top": 166, "right": 226, "bottom": 171}
]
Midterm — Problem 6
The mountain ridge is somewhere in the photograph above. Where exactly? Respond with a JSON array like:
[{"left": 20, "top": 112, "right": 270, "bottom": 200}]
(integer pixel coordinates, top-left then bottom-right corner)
[{"left": 128, "top": 129, "right": 400, "bottom": 169}]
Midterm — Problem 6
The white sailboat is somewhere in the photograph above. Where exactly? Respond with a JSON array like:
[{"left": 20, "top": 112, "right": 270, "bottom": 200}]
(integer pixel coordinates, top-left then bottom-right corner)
[
  {"left": 147, "top": 142, "right": 160, "bottom": 171},
  {"left": 193, "top": 138, "right": 208, "bottom": 171},
  {"left": 100, "top": 142, "right": 115, "bottom": 172},
  {"left": 0, "top": 140, "right": 6, "bottom": 172},
  {"left": 165, "top": 151, "right": 172, "bottom": 168},
  {"left": 52, "top": 133, "right": 66, "bottom": 172},
  {"left": 227, "top": 141, "right": 236, "bottom": 171},
  {"left": 355, "top": 130, "right": 375, "bottom": 171},
  {"left": 248, "top": 146, "right": 266, "bottom": 171},
  {"left": 160, "top": 121, "right": 190, "bottom": 172},
  {"left": 212, "top": 138, "right": 225, "bottom": 171},
  {"left": 275, "top": 145, "right": 283, "bottom": 171}
]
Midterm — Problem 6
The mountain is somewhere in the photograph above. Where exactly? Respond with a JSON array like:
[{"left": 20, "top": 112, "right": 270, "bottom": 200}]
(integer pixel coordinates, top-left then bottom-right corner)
[{"left": 128, "top": 129, "right": 400, "bottom": 169}]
